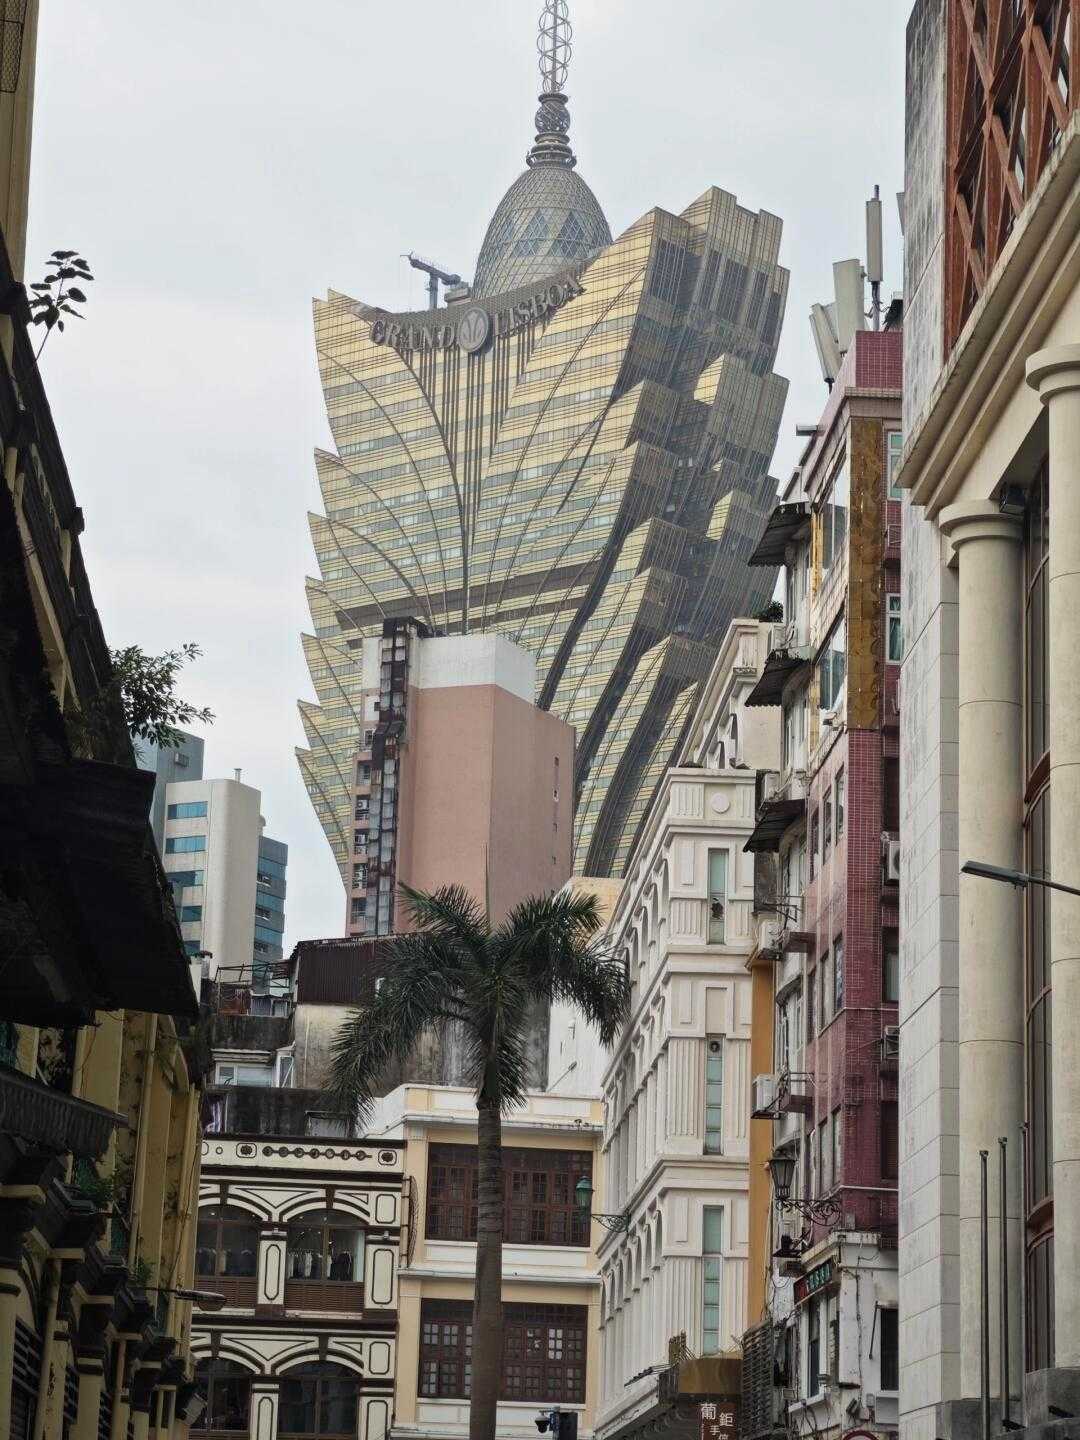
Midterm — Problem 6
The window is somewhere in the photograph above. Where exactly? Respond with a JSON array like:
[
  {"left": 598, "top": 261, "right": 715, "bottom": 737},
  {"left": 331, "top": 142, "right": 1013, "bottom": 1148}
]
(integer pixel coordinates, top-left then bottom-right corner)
[
  {"left": 215, "top": 1062, "right": 273, "bottom": 1088},
  {"left": 168, "top": 869, "right": 204, "bottom": 890},
  {"left": 257, "top": 855, "right": 287, "bottom": 882},
  {"left": 823, "top": 794, "right": 832, "bottom": 856},
  {"left": 167, "top": 801, "right": 208, "bottom": 820},
  {"left": 818, "top": 1118, "right": 829, "bottom": 1194},
  {"left": 818, "top": 618, "right": 847, "bottom": 713},
  {"left": 776, "top": 1000, "right": 792, "bottom": 1074},
  {"left": 881, "top": 1100, "right": 898, "bottom": 1181},
  {"left": 704, "top": 1039, "right": 723, "bottom": 1154},
  {"left": 195, "top": 1206, "right": 258, "bottom": 1278},
  {"left": 702, "top": 1207, "right": 724, "bottom": 1354},
  {"left": 883, "top": 930, "right": 899, "bottom": 1003},
  {"left": 426, "top": 1146, "right": 591, "bottom": 1247},
  {"left": 833, "top": 936, "right": 844, "bottom": 1012},
  {"left": 809, "top": 809, "right": 819, "bottom": 879},
  {"left": 350, "top": 897, "right": 367, "bottom": 924},
  {"left": 808, "top": 1298, "right": 822, "bottom": 1394},
  {"left": 180, "top": 905, "right": 202, "bottom": 923},
  {"left": 887, "top": 431, "right": 904, "bottom": 498},
  {"left": 183, "top": 940, "right": 202, "bottom": 956},
  {"left": 279, "top": 1364, "right": 359, "bottom": 1438},
  {"left": 194, "top": 1360, "right": 251, "bottom": 1433},
  {"left": 888, "top": 593, "right": 904, "bottom": 662},
  {"left": 255, "top": 925, "right": 282, "bottom": 947},
  {"left": 835, "top": 770, "right": 845, "bottom": 838},
  {"left": 287, "top": 1209, "right": 365, "bottom": 1283},
  {"left": 807, "top": 1128, "right": 817, "bottom": 1199},
  {"left": 819, "top": 953, "right": 831, "bottom": 1026},
  {"left": 879, "top": 1307, "right": 899, "bottom": 1390},
  {"left": 883, "top": 757, "right": 900, "bottom": 832},
  {"left": 820, "top": 459, "right": 849, "bottom": 574},
  {"left": 806, "top": 968, "right": 816, "bottom": 1041},
  {"left": 165, "top": 835, "right": 205, "bottom": 854},
  {"left": 831, "top": 1109, "right": 843, "bottom": 1189},
  {"left": 707, "top": 850, "right": 727, "bottom": 943},
  {"left": 419, "top": 1301, "right": 586, "bottom": 1402}
]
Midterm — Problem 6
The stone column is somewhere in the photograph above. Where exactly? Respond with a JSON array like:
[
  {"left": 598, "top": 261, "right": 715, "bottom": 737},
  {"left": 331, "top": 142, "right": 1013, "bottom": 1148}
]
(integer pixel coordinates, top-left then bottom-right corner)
[
  {"left": 249, "top": 1380, "right": 279, "bottom": 1440},
  {"left": 1027, "top": 344, "right": 1080, "bottom": 1369},
  {"left": 938, "top": 501, "right": 1025, "bottom": 1401}
]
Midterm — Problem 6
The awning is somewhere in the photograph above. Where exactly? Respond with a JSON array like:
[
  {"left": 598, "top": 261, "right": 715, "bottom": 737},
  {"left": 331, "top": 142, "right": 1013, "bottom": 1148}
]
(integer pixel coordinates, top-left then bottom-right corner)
[
  {"left": 744, "top": 798, "right": 807, "bottom": 854},
  {"left": 0, "top": 1067, "right": 125, "bottom": 1157},
  {"left": 0, "top": 758, "right": 198, "bottom": 1024},
  {"left": 748, "top": 501, "right": 810, "bottom": 567},
  {"left": 745, "top": 647, "right": 812, "bottom": 708}
]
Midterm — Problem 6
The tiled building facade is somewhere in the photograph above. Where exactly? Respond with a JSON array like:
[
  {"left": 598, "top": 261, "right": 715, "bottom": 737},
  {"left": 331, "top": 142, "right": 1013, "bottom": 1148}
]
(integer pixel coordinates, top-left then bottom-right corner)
[{"left": 743, "top": 327, "right": 904, "bottom": 1435}]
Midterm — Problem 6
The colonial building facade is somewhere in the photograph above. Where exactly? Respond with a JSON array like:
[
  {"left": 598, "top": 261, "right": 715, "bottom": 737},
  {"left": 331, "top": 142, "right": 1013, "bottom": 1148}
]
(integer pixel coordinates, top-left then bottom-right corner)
[
  {"left": 191, "top": 1122, "right": 403, "bottom": 1440},
  {"left": 368, "top": 1085, "right": 604, "bottom": 1440},
  {"left": 900, "top": 4, "right": 1080, "bottom": 1438},
  {"left": 592, "top": 619, "right": 780, "bottom": 1440}
]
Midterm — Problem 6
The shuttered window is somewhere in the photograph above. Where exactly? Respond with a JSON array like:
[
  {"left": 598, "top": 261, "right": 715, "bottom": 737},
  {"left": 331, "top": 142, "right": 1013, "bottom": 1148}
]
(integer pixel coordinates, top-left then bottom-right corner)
[
  {"left": 418, "top": 1301, "right": 587, "bottom": 1402},
  {"left": 426, "top": 1146, "right": 591, "bottom": 1247}
]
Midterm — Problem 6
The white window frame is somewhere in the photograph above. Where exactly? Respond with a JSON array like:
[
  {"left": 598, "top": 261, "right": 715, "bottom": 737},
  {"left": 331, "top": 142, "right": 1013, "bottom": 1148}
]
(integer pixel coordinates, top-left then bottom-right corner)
[
  {"left": 701, "top": 1206, "right": 724, "bottom": 1354},
  {"left": 707, "top": 849, "right": 728, "bottom": 944},
  {"left": 887, "top": 430, "right": 904, "bottom": 498},
  {"left": 704, "top": 1037, "right": 724, "bottom": 1154},
  {"left": 888, "top": 593, "right": 904, "bottom": 662}
]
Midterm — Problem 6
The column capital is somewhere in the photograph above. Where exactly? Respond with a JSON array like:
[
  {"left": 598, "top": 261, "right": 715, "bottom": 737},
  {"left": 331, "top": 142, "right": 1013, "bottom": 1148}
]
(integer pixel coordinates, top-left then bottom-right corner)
[
  {"left": 1026, "top": 343, "right": 1080, "bottom": 402},
  {"left": 939, "top": 499, "right": 1024, "bottom": 549}
]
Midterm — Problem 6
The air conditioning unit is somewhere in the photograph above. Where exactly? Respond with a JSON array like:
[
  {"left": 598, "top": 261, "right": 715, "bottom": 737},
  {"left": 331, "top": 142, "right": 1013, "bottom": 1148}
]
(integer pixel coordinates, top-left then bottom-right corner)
[
  {"left": 881, "top": 1026, "right": 900, "bottom": 1061},
  {"left": 768, "top": 624, "right": 788, "bottom": 654},
  {"left": 883, "top": 837, "right": 901, "bottom": 883},
  {"left": 760, "top": 771, "right": 782, "bottom": 804},
  {"left": 751, "top": 1074, "right": 778, "bottom": 1118}
]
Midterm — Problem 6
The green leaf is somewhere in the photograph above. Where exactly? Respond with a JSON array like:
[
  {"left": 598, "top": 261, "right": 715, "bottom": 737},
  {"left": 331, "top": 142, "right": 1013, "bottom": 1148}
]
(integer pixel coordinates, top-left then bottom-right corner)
[
  {"left": 51, "top": 249, "right": 76, "bottom": 259},
  {"left": 29, "top": 281, "right": 51, "bottom": 291},
  {"left": 57, "top": 320, "right": 64, "bottom": 332},
  {"left": 66, "top": 287, "right": 86, "bottom": 303}
]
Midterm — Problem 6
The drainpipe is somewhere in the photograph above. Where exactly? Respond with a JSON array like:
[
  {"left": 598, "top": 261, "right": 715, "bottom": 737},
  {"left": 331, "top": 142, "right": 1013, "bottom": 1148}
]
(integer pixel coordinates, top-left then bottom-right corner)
[{"left": 128, "top": 1016, "right": 159, "bottom": 1269}]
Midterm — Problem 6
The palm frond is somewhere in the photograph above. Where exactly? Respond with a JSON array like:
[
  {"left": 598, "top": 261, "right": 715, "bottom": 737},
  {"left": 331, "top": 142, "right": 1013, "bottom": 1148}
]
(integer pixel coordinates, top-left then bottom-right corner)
[
  {"left": 498, "top": 890, "right": 630, "bottom": 1047},
  {"left": 400, "top": 882, "right": 491, "bottom": 950},
  {"left": 327, "top": 931, "right": 472, "bottom": 1124}
]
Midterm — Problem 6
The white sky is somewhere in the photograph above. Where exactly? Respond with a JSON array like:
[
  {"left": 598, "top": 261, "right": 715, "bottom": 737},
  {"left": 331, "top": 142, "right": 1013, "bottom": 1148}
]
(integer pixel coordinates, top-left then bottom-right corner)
[{"left": 27, "top": 0, "right": 910, "bottom": 950}]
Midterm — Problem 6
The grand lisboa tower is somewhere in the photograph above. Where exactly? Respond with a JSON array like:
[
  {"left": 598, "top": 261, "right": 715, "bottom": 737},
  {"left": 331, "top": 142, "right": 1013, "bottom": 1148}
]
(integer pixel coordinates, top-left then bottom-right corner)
[{"left": 298, "top": 0, "right": 788, "bottom": 889}]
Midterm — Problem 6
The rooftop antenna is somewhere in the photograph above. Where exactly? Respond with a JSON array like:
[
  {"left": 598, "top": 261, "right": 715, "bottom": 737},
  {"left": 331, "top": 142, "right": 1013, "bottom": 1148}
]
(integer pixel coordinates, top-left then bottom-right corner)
[
  {"left": 403, "top": 253, "right": 462, "bottom": 310},
  {"left": 866, "top": 184, "right": 884, "bottom": 331},
  {"left": 528, "top": 0, "right": 576, "bottom": 168}
]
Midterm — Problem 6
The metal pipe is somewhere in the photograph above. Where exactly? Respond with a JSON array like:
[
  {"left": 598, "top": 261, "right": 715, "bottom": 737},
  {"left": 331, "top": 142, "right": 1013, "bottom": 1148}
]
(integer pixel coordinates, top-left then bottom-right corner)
[
  {"left": 1019, "top": 1122, "right": 1029, "bottom": 1426},
  {"left": 999, "top": 1137, "right": 1011, "bottom": 1428},
  {"left": 980, "top": 1149, "right": 990, "bottom": 1440}
]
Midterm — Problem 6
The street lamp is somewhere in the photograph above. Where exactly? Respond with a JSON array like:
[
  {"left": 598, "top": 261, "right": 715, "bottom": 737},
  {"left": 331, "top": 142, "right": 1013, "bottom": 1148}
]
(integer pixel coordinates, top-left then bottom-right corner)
[
  {"left": 766, "top": 1151, "right": 841, "bottom": 1226},
  {"left": 961, "top": 859, "right": 1080, "bottom": 898},
  {"left": 149, "top": 1286, "right": 227, "bottom": 1313},
  {"left": 574, "top": 1176, "right": 629, "bottom": 1234}
]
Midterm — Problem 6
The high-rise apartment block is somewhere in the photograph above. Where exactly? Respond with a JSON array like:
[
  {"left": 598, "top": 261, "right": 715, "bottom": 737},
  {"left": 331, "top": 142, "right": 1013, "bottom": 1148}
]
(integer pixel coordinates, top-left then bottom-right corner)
[
  {"left": 740, "top": 323, "right": 904, "bottom": 1436},
  {"left": 342, "top": 622, "right": 573, "bottom": 937},
  {"left": 899, "top": 4, "right": 1080, "bottom": 1437},
  {"left": 297, "top": 3, "right": 789, "bottom": 886},
  {"left": 162, "top": 774, "right": 288, "bottom": 986},
  {"left": 137, "top": 727, "right": 206, "bottom": 848}
]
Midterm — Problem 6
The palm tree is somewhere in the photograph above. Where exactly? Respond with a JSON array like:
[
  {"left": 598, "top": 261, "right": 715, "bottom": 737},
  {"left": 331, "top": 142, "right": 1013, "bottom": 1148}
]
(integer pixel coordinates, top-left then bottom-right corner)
[{"left": 328, "top": 883, "right": 631, "bottom": 1440}]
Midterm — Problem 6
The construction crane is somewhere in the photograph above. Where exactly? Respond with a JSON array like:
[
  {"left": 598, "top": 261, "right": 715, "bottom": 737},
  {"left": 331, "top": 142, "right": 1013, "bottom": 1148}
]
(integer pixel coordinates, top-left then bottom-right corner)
[{"left": 403, "top": 252, "right": 462, "bottom": 310}]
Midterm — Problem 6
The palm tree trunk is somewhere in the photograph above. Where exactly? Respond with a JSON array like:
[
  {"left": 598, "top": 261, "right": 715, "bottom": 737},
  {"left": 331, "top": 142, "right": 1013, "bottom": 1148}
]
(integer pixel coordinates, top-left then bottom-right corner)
[{"left": 470, "top": 1096, "right": 504, "bottom": 1440}]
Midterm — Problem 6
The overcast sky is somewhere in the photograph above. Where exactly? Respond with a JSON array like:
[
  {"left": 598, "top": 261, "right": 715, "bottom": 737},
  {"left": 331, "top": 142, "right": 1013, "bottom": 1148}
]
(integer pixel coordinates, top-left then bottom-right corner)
[{"left": 27, "top": 0, "right": 909, "bottom": 950}]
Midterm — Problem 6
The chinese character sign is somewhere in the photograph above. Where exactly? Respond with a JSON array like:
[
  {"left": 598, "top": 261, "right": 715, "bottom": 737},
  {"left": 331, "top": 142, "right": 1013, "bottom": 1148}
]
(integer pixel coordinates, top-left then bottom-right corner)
[{"left": 700, "top": 1400, "right": 739, "bottom": 1440}]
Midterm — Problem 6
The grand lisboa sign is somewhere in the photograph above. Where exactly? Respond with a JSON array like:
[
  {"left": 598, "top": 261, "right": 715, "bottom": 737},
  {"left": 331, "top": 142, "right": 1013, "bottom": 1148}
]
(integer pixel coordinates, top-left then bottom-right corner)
[{"left": 369, "top": 268, "right": 585, "bottom": 355}]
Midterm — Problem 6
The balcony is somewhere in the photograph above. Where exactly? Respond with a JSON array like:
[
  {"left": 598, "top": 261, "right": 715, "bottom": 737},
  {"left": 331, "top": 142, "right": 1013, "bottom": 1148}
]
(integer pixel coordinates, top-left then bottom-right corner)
[
  {"left": 748, "top": 501, "right": 811, "bottom": 568},
  {"left": 744, "top": 772, "right": 807, "bottom": 855},
  {"left": 284, "top": 1279, "right": 364, "bottom": 1313},
  {"left": 0, "top": 1064, "right": 125, "bottom": 1158},
  {"left": 744, "top": 640, "right": 812, "bottom": 709}
]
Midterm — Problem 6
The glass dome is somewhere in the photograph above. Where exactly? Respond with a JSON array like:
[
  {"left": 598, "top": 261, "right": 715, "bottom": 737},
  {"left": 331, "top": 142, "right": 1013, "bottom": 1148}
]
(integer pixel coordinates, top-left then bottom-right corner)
[{"left": 473, "top": 164, "right": 612, "bottom": 299}]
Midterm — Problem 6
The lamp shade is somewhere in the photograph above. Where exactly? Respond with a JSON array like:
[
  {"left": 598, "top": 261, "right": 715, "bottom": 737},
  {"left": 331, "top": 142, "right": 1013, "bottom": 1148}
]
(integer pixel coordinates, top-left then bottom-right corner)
[
  {"left": 768, "top": 1152, "right": 797, "bottom": 1203},
  {"left": 574, "top": 1176, "right": 593, "bottom": 1211}
]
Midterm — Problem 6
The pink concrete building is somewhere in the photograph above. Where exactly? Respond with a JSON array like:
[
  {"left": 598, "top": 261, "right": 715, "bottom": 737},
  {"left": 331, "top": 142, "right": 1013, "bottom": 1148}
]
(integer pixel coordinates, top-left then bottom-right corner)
[{"left": 346, "top": 621, "right": 574, "bottom": 936}]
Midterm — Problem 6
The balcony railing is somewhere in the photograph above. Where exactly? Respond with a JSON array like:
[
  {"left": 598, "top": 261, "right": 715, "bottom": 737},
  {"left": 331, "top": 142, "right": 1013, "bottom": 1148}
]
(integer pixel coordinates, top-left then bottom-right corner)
[{"left": 0, "top": 1066, "right": 124, "bottom": 1158}]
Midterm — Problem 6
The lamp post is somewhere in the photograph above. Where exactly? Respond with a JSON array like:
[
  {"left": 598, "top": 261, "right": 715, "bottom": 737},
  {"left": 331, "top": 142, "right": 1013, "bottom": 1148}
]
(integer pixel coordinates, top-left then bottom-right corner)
[
  {"left": 960, "top": 859, "right": 1080, "bottom": 898},
  {"left": 574, "top": 1176, "right": 629, "bottom": 1234},
  {"left": 767, "top": 1152, "right": 841, "bottom": 1226}
]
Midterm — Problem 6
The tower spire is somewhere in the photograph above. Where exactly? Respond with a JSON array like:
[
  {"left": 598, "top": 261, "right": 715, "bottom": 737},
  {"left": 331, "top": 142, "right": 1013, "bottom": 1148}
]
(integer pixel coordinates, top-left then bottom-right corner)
[{"left": 527, "top": 0, "right": 576, "bottom": 169}]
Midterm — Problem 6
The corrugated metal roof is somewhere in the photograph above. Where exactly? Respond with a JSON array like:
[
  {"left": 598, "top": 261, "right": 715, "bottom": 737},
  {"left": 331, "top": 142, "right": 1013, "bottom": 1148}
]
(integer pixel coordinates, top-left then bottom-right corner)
[{"left": 293, "top": 937, "right": 394, "bottom": 1006}]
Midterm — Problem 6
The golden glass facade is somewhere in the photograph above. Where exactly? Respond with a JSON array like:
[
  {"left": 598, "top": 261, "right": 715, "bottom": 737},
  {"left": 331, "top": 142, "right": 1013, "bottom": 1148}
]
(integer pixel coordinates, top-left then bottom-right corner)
[{"left": 298, "top": 186, "right": 787, "bottom": 881}]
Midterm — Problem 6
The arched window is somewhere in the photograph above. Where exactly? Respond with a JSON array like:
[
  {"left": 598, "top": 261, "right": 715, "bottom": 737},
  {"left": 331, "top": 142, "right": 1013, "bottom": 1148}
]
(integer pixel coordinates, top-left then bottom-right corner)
[
  {"left": 279, "top": 1363, "right": 359, "bottom": 1439},
  {"left": 195, "top": 1206, "right": 258, "bottom": 1278},
  {"left": 194, "top": 1360, "right": 252, "bottom": 1434},
  {"left": 286, "top": 1210, "right": 365, "bottom": 1283}
]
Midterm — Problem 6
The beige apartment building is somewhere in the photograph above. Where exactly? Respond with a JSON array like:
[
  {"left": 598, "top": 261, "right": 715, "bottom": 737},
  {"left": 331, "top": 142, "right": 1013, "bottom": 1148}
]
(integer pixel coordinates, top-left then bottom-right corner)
[
  {"left": 321, "top": 623, "right": 574, "bottom": 941},
  {"left": 367, "top": 1085, "right": 605, "bottom": 1440},
  {"left": 900, "top": 4, "right": 1080, "bottom": 1438}
]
